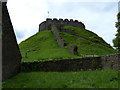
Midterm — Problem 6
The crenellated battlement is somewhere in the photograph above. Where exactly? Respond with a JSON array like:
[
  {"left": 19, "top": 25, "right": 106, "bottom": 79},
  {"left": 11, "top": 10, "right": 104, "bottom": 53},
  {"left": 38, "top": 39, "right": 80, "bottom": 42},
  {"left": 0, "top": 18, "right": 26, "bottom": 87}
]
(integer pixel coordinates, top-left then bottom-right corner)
[{"left": 39, "top": 18, "right": 85, "bottom": 32}]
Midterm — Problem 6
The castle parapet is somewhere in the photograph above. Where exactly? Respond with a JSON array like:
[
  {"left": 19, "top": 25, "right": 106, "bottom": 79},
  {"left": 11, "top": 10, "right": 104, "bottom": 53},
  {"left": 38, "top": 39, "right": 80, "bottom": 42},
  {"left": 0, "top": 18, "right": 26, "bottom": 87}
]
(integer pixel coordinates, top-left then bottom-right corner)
[
  {"left": 53, "top": 18, "right": 58, "bottom": 22},
  {"left": 39, "top": 18, "right": 85, "bottom": 32},
  {"left": 74, "top": 20, "right": 78, "bottom": 22},
  {"left": 59, "top": 18, "right": 63, "bottom": 21},
  {"left": 64, "top": 19, "right": 69, "bottom": 22},
  {"left": 46, "top": 18, "right": 52, "bottom": 24},
  {"left": 70, "top": 19, "right": 73, "bottom": 22},
  {"left": 59, "top": 19, "right": 64, "bottom": 25}
]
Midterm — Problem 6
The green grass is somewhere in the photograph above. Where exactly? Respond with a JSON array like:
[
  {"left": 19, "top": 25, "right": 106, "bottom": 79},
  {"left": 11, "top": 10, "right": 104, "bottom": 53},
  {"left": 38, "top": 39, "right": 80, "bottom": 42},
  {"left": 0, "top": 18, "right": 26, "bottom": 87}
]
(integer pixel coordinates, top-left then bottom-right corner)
[
  {"left": 63, "top": 26, "right": 112, "bottom": 48},
  {"left": 6, "top": 28, "right": 119, "bottom": 88},
  {"left": 19, "top": 27, "right": 117, "bottom": 62},
  {"left": 19, "top": 30, "right": 78, "bottom": 62},
  {"left": 2, "top": 70, "right": 118, "bottom": 88},
  {"left": 61, "top": 26, "right": 117, "bottom": 55}
]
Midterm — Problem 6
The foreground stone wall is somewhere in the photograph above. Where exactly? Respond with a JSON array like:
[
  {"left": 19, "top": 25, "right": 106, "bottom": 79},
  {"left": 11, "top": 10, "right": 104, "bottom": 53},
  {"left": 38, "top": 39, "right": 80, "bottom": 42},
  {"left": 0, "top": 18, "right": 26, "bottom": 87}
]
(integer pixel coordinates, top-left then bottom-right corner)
[
  {"left": 21, "top": 57, "right": 102, "bottom": 72},
  {"left": 39, "top": 18, "right": 85, "bottom": 32},
  {"left": 101, "top": 54, "right": 120, "bottom": 70},
  {"left": 2, "top": 2, "right": 21, "bottom": 82},
  {"left": 21, "top": 54, "right": 120, "bottom": 72}
]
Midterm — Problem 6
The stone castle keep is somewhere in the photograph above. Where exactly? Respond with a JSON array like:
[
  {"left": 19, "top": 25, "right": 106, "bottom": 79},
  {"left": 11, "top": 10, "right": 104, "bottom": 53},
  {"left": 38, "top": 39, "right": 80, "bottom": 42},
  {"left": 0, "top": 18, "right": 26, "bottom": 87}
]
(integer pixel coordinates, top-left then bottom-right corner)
[
  {"left": 39, "top": 18, "right": 85, "bottom": 32},
  {"left": 39, "top": 18, "right": 86, "bottom": 54}
]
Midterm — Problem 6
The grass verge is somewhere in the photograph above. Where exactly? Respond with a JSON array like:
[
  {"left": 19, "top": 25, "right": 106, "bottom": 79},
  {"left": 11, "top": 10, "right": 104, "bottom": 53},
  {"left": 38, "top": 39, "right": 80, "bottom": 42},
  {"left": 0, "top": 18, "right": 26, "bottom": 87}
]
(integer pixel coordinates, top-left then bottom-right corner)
[{"left": 2, "top": 70, "right": 118, "bottom": 88}]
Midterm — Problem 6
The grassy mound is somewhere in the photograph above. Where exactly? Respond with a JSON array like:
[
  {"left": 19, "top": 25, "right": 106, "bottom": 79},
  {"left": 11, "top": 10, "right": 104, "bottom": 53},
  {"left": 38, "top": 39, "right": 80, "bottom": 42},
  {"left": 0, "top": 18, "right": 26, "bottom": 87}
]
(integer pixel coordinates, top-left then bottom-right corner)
[
  {"left": 19, "top": 30, "right": 78, "bottom": 62},
  {"left": 19, "top": 27, "right": 117, "bottom": 62},
  {"left": 61, "top": 26, "right": 117, "bottom": 55},
  {"left": 2, "top": 70, "right": 118, "bottom": 88}
]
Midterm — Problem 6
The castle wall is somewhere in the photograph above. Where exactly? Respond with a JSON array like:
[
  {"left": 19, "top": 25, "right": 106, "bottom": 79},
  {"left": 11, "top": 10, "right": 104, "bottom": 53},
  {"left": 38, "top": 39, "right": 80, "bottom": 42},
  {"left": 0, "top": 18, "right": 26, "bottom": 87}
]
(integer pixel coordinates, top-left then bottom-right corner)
[
  {"left": 21, "top": 57, "right": 102, "bottom": 72},
  {"left": 2, "top": 2, "right": 21, "bottom": 82},
  {"left": 101, "top": 54, "right": 120, "bottom": 70},
  {"left": 51, "top": 25, "right": 65, "bottom": 48},
  {"left": 21, "top": 54, "right": 120, "bottom": 72},
  {"left": 39, "top": 18, "right": 85, "bottom": 32}
]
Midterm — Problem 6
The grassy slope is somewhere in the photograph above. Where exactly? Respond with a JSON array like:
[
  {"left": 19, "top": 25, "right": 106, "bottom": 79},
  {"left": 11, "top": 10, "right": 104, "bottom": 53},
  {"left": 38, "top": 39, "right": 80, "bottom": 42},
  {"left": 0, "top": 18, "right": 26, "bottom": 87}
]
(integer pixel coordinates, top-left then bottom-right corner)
[
  {"left": 19, "top": 30, "right": 78, "bottom": 62},
  {"left": 2, "top": 70, "right": 118, "bottom": 88},
  {"left": 61, "top": 26, "right": 117, "bottom": 55},
  {"left": 19, "top": 26, "right": 117, "bottom": 62}
]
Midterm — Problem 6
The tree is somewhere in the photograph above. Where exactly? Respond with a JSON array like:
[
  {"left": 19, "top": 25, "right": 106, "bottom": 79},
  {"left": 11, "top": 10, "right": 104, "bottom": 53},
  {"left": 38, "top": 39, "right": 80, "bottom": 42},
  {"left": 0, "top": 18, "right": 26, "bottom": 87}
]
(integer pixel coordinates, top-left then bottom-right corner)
[{"left": 113, "top": 12, "right": 120, "bottom": 52}]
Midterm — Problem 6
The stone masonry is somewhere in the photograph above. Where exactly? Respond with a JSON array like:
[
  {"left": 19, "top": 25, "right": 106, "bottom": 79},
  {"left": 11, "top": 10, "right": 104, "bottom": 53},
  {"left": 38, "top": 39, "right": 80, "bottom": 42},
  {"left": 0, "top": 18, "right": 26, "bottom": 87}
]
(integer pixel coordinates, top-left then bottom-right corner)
[
  {"left": 101, "top": 54, "right": 120, "bottom": 70},
  {"left": 39, "top": 18, "right": 85, "bottom": 32},
  {"left": 51, "top": 25, "right": 65, "bottom": 48},
  {"left": 39, "top": 18, "right": 82, "bottom": 54},
  {"left": 21, "top": 54, "right": 120, "bottom": 72},
  {"left": 2, "top": 2, "right": 21, "bottom": 82}
]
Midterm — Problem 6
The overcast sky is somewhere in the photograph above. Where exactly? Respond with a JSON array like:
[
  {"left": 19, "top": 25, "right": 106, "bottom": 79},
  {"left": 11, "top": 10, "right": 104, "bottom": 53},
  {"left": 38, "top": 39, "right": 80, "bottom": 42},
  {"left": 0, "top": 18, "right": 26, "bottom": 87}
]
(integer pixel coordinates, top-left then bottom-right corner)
[{"left": 7, "top": 0, "right": 119, "bottom": 46}]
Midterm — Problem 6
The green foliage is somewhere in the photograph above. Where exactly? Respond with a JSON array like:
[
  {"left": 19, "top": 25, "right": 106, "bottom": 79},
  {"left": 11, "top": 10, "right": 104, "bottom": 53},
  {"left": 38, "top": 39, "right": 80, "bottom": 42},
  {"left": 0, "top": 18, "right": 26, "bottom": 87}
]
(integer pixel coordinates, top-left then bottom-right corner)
[
  {"left": 61, "top": 27, "right": 117, "bottom": 55},
  {"left": 113, "top": 12, "right": 120, "bottom": 52},
  {"left": 2, "top": 70, "right": 118, "bottom": 88},
  {"left": 117, "top": 12, "right": 120, "bottom": 20},
  {"left": 113, "top": 33, "right": 120, "bottom": 48},
  {"left": 115, "top": 22, "right": 120, "bottom": 28},
  {"left": 19, "top": 31, "right": 78, "bottom": 62}
]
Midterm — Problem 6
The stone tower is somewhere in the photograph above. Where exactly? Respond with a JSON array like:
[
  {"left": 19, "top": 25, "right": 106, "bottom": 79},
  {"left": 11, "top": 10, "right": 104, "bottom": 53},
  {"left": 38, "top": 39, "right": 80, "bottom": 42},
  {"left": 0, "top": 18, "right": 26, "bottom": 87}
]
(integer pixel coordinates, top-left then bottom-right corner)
[
  {"left": 1, "top": 1, "right": 21, "bottom": 82},
  {"left": 39, "top": 18, "right": 85, "bottom": 32}
]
